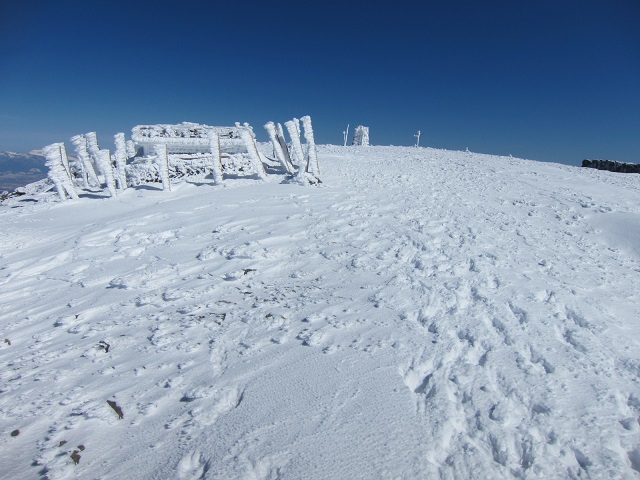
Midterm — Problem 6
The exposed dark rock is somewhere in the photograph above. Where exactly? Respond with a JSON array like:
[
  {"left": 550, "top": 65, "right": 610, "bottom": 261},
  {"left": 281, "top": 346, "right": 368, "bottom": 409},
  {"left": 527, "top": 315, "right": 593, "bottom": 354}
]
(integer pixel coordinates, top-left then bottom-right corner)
[{"left": 582, "top": 159, "right": 640, "bottom": 174}]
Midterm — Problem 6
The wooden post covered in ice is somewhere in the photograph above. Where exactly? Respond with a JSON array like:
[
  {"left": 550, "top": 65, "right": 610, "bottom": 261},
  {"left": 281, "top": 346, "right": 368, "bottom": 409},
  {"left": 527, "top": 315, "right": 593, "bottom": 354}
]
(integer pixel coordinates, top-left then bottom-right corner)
[
  {"left": 43, "top": 143, "right": 79, "bottom": 201},
  {"left": 240, "top": 128, "right": 267, "bottom": 180},
  {"left": 97, "top": 149, "right": 117, "bottom": 197},
  {"left": 85, "top": 132, "right": 105, "bottom": 188},
  {"left": 114, "top": 133, "right": 129, "bottom": 190},
  {"left": 59, "top": 143, "right": 71, "bottom": 179},
  {"left": 301, "top": 115, "right": 319, "bottom": 176},
  {"left": 85, "top": 132, "right": 101, "bottom": 163},
  {"left": 207, "top": 130, "right": 224, "bottom": 185},
  {"left": 276, "top": 123, "right": 293, "bottom": 167},
  {"left": 264, "top": 121, "right": 294, "bottom": 173},
  {"left": 154, "top": 144, "right": 171, "bottom": 191},
  {"left": 285, "top": 119, "right": 305, "bottom": 169},
  {"left": 70, "top": 134, "right": 100, "bottom": 188}
]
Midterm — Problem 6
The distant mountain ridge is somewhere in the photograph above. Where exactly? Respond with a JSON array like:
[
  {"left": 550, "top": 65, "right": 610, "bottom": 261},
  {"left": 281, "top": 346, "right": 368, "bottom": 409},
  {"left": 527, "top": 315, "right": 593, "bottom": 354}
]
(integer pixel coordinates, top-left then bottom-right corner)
[
  {"left": 0, "top": 151, "right": 48, "bottom": 191},
  {"left": 0, "top": 151, "right": 47, "bottom": 173}
]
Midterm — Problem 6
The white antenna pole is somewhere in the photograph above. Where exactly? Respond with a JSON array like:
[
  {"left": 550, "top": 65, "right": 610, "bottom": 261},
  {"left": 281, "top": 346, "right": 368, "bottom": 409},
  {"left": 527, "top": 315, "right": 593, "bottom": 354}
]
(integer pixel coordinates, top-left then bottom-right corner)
[
  {"left": 343, "top": 124, "right": 349, "bottom": 146},
  {"left": 414, "top": 130, "right": 421, "bottom": 148}
]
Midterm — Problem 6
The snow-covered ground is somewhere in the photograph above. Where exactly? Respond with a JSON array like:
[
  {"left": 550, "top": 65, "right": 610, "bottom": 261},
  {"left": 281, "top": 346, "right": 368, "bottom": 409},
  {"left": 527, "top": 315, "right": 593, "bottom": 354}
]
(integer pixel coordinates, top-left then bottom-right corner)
[{"left": 1, "top": 146, "right": 640, "bottom": 479}]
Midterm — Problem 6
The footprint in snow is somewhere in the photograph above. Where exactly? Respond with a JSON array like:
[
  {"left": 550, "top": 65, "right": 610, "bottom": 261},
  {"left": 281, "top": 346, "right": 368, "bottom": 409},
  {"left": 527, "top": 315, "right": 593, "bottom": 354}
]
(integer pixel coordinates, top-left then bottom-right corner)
[{"left": 177, "top": 451, "right": 210, "bottom": 480}]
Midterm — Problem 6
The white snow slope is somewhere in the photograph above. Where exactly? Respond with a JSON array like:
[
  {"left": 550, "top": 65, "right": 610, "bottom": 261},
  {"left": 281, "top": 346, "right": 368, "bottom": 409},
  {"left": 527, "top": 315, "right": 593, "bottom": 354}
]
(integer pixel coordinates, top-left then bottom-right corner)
[{"left": 1, "top": 146, "right": 640, "bottom": 480}]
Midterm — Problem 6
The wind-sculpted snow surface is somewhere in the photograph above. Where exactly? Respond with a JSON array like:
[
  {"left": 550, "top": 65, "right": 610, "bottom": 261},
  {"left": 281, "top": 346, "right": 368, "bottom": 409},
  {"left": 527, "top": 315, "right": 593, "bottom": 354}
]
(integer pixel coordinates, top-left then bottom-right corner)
[{"left": 1, "top": 146, "right": 640, "bottom": 479}]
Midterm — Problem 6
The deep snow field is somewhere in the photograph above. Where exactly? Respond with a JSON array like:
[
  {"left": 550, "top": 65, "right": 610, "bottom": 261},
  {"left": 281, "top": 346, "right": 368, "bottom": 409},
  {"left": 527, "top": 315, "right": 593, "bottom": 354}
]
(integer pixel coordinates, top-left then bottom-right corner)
[{"left": 1, "top": 145, "right": 640, "bottom": 479}]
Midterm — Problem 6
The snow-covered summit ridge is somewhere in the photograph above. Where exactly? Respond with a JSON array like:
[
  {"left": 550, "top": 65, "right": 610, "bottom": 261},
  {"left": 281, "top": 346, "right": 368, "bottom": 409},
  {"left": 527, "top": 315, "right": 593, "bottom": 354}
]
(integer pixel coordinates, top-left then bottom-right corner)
[{"left": 1, "top": 145, "right": 640, "bottom": 479}]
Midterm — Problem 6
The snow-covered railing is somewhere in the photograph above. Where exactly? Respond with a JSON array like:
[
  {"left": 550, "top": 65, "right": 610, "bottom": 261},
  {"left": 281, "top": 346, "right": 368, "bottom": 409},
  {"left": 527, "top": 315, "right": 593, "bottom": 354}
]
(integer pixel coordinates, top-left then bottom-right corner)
[
  {"left": 42, "top": 117, "right": 321, "bottom": 201},
  {"left": 132, "top": 122, "right": 247, "bottom": 156}
]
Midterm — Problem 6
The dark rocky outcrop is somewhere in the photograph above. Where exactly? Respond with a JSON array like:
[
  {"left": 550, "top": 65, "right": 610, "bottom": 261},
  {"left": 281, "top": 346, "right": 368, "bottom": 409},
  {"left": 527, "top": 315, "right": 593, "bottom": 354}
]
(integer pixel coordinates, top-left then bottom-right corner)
[{"left": 582, "top": 159, "right": 640, "bottom": 174}]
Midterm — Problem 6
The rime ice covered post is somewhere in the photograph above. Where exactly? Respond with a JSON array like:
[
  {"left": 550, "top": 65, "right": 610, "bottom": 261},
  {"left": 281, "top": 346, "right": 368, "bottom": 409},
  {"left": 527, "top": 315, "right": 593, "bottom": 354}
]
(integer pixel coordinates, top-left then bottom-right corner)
[
  {"left": 85, "top": 132, "right": 101, "bottom": 164},
  {"left": 43, "top": 143, "right": 79, "bottom": 201},
  {"left": 285, "top": 120, "right": 305, "bottom": 169},
  {"left": 114, "top": 133, "right": 129, "bottom": 190},
  {"left": 343, "top": 124, "right": 349, "bottom": 147},
  {"left": 59, "top": 143, "right": 72, "bottom": 179},
  {"left": 414, "top": 130, "right": 421, "bottom": 148},
  {"left": 70, "top": 134, "right": 100, "bottom": 188},
  {"left": 85, "top": 132, "right": 105, "bottom": 187},
  {"left": 240, "top": 128, "right": 267, "bottom": 180},
  {"left": 276, "top": 123, "right": 286, "bottom": 144},
  {"left": 301, "top": 116, "right": 319, "bottom": 176},
  {"left": 207, "top": 130, "right": 224, "bottom": 185},
  {"left": 352, "top": 126, "right": 369, "bottom": 146},
  {"left": 264, "top": 121, "right": 294, "bottom": 173},
  {"left": 275, "top": 123, "right": 293, "bottom": 167},
  {"left": 294, "top": 118, "right": 301, "bottom": 138},
  {"left": 97, "top": 149, "right": 118, "bottom": 197},
  {"left": 154, "top": 144, "right": 171, "bottom": 191}
]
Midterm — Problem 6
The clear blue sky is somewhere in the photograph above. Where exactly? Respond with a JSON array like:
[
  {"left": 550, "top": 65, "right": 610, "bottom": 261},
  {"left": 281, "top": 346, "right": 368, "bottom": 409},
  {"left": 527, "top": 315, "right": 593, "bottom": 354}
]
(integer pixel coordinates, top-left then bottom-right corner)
[{"left": 1, "top": 0, "right": 638, "bottom": 165}]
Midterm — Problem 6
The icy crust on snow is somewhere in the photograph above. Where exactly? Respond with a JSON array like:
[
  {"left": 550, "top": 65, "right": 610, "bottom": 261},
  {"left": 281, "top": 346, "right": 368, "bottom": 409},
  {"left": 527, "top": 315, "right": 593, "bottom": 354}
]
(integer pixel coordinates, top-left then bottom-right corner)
[{"left": 1, "top": 146, "right": 640, "bottom": 479}]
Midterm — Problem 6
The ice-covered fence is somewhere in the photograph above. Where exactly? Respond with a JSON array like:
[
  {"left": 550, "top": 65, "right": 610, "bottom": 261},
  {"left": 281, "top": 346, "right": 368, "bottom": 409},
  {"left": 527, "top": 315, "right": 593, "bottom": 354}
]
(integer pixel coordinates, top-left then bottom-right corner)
[
  {"left": 353, "top": 126, "right": 369, "bottom": 146},
  {"left": 97, "top": 149, "right": 117, "bottom": 197},
  {"left": 132, "top": 122, "right": 247, "bottom": 156},
  {"left": 301, "top": 116, "right": 319, "bottom": 176},
  {"left": 43, "top": 143, "right": 78, "bottom": 201},
  {"left": 114, "top": 133, "right": 129, "bottom": 190},
  {"left": 132, "top": 122, "right": 271, "bottom": 181},
  {"left": 207, "top": 130, "right": 224, "bottom": 185},
  {"left": 70, "top": 134, "right": 99, "bottom": 188},
  {"left": 240, "top": 127, "right": 267, "bottom": 180},
  {"left": 84, "top": 131, "right": 121, "bottom": 195},
  {"left": 154, "top": 144, "right": 171, "bottom": 191},
  {"left": 43, "top": 117, "right": 321, "bottom": 202},
  {"left": 285, "top": 119, "right": 305, "bottom": 169},
  {"left": 265, "top": 115, "right": 320, "bottom": 184},
  {"left": 85, "top": 132, "right": 101, "bottom": 164},
  {"left": 264, "top": 121, "right": 294, "bottom": 173}
]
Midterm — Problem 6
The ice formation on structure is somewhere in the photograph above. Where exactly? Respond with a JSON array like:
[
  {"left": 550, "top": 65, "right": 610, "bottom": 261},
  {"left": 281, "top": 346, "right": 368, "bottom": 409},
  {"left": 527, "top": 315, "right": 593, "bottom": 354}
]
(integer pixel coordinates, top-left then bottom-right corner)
[
  {"left": 301, "top": 115, "right": 319, "bottom": 176},
  {"left": 43, "top": 142, "right": 78, "bottom": 200},
  {"left": 114, "top": 133, "right": 129, "bottom": 190},
  {"left": 264, "top": 121, "right": 294, "bottom": 173},
  {"left": 207, "top": 130, "right": 224, "bottom": 185},
  {"left": 70, "top": 134, "right": 99, "bottom": 188},
  {"left": 41, "top": 118, "right": 321, "bottom": 201},
  {"left": 97, "top": 149, "right": 117, "bottom": 197},
  {"left": 353, "top": 125, "right": 370, "bottom": 146},
  {"left": 285, "top": 119, "right": 305, "bottom": 167},
  {"left": 154, "top": 144, "right": 171, "bottom": 191}
]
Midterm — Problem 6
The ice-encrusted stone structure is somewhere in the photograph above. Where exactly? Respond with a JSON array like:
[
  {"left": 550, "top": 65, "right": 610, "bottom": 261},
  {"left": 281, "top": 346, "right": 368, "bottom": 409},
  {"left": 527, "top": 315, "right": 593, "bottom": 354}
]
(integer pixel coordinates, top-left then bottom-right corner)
[{"left": 352, "top": 126, "right": 369, "bottom": 146}]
